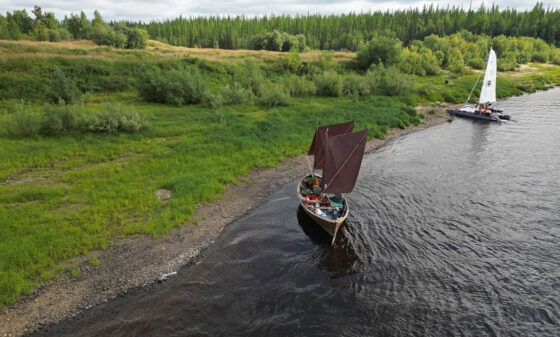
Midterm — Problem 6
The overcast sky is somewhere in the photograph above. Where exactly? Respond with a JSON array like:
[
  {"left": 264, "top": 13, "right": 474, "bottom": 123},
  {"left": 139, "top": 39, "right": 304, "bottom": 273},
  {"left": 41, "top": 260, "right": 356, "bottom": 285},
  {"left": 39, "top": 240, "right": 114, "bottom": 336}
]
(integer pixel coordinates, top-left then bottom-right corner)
[{"left": 2, "top": 1, "right": 558, "bottom": 22}]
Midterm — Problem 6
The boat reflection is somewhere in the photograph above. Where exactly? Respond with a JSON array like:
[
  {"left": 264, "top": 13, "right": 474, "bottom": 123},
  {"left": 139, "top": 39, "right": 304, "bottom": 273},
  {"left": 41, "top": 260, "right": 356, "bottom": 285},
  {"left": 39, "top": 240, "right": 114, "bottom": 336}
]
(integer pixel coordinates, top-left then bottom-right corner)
[{"left": 297, "top": 207, "right": 357, "bottom": 278}]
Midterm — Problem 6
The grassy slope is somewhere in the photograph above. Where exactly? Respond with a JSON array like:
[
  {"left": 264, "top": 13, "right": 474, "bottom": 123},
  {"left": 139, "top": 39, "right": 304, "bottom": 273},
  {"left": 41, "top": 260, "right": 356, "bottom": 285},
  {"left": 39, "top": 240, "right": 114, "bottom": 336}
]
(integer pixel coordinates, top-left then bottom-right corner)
[{"left": 1, "top": 40, "right": 559, "bottom": 309}]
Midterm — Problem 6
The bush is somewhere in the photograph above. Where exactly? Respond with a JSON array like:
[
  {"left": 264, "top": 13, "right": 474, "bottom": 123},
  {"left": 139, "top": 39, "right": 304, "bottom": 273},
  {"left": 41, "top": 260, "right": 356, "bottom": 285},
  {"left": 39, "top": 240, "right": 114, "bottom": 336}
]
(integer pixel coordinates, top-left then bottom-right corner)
[
  {"left": 220, "top": 83, "right": 253, "bottom": 105},
  {"left": 497, "top": 54, "right": 517, "bottom": 71},
  {"left": 201, "top": 91, "right": 224, "bottom": 108},
  {"left": 467, "top": 57, "right": 485, "bottom": 70},
  {"left": 3, "top": 102, "right": 41, "bottom": 137},
  {"left": 249, "top": 30, "right": 306, "bottom": 52},
  {"left": 3, "top": 103, "right": 149, "bottom": 137},
  {"left": 381, "top": 66, "right": 414, "bottom": 96},
  {"left": 258, "top": 87, "right": 291, "bottom": 107},
  {"left": 126, "top": 27, "right": 148, "bottom": 49},
  {"left": 137, "top": 66, "right": 207, "bottom": 105},
  {"left": 365, "top": 65, "right": 383, "bottom": 92},
  {"left": 113, "top": 32, "right": 127, "bottom": 49},
  {"left": 551, "top": 50, "right": 560, "bottom": 65},
  {"left": 57, "top": 28, "right": 72, "bottom": 40},
  {"left": 449, "top": 63, "right": 467, "bottom": 75},
  {"left": 234, "top": 60, "right": 265, "bottom": 97},
  {"left": 90, "top": 25, "right": 115, "bottom": 46},
  {"left": 357, "top": 36, "right": 402, "bottom": 69},
  {"left": 343, "top": 74, "right": 370, "bottom": 96},
  {"left": 48, "top": 67, "right": 82, "bottom": 104},
  {"left": 48, "top": 29, "right": 60, "bottom": 42},
  {"left": 86, "top": 103, "right": 149, "bottom": 133},
  {"left": 40, "top": 104, "right": 79, "bottom": 135},
  {"left": 315, "top": 71, "right": 342, "bottom": 97},
  {"left": 285, "top": 50, "right": 302, "bottom": 73},
  {"left": 281, "top": 75, "right": 315, "bottom": 97}
]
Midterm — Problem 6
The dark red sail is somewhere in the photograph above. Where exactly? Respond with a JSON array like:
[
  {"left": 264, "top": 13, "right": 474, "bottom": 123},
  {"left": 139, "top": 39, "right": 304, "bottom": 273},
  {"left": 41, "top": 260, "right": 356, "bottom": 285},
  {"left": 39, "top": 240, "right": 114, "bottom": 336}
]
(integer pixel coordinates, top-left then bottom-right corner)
[
  {"left": 307, "top": 121, "right": 354, "bottom": 169},
  {"left": 321, "top": 129, "right": 368, "bottom": 194}
]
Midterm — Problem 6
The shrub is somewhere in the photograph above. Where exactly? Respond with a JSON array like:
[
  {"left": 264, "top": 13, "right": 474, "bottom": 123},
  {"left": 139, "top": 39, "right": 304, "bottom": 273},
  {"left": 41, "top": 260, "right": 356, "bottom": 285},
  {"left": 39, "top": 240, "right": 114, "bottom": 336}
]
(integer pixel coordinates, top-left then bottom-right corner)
[
  {"left": 3, "top": 102, "right": 41, "bottom": 137},
  {"left": 86, "top": 103, "right": 149, "bottom": 133},
  {"left": 467, "top": 57, "right": 485, "bottom": 70},
  {"left": 137, "top": 66, "right": 207, "bottom": 105},
  {"left": 41, "top": 104, "right": 79, "bottom": 135},
  {"left": 497, "top": 54, "right": 517, "bottom": 71},
  {"left": 201, "top": 90, "right": 224, "bottom": 108},
  {"left": 343, "top": 74, "right": 370, "bottom": 96},
  {"left": 48, "top": 29, "right": 60, "bottom": 42},
  {"left": 48, "top": 67, "right": 83, "bottom": 104},
  {"left": 249, "top": 30, "right": 306, "bottom": 52},
  {"left": 126, "top": 27, "right": 148, "bottom": 49},
  {"left": 281, "top": 75, "right": 315, "bottom": 97},
  {"left": 551, "top": 49, "right": 560, "bottom": 65},
  {"left": 357, "top": 36, "right": 402, "bottom": 69},
  {"left": 449, "top": 63, "right": 467, "bottom": 75},
  {"left": 220, "top": 83, "right": 253, "bottom": 105},
  {"left": 57, "top": 28, "right": 72, "bottom": 40},
  {"left": 285, "top": 50, "right": 302, "bottom": 73},
  {"left": 365, "top": 65, "right": 384, "bottom": 92},
  {"left": 90, "top": 25, "right": 115, "bottom": 46},
  {"left": 234, "top": 60, "right": 265, "bottom": 96},
  {"left": 113, "top": 32, "right": 127, "bottom": 49},
  {"left": 381, "top": 66, "right": 414, "bottom": 96},
  {"left": 259, "top": 87, "right": 291, "bottom": 107},
  {"left": 315, "top": 71, "right": 342, "bottom": 97}
]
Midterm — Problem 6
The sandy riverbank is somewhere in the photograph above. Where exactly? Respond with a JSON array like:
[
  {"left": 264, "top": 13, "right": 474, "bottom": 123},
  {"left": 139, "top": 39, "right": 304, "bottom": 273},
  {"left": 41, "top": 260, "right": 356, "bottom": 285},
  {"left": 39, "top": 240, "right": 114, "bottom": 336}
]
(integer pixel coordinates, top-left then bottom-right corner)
[{"left": 0, "top": 104, "right": 451, "bottom": 337}]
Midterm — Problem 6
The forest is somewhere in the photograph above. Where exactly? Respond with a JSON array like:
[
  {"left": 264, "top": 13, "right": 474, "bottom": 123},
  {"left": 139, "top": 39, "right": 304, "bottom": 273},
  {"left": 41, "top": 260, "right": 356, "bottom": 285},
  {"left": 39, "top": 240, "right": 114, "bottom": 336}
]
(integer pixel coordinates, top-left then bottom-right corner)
[
  {"left": 1, "top": 3, "right": 560, "bottom": 51},
  {"left": 139, "top": 3, "right": 560, "bottom": 50}
]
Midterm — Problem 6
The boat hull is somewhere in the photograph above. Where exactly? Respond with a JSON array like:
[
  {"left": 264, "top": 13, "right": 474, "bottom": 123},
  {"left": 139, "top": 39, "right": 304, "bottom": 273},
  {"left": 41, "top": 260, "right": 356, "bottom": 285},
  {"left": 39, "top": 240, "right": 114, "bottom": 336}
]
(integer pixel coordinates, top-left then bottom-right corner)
[
  {"left": 297, "top": 175, "right": 349, "bottom": 246},
  {"left": 447, "top": 108, "right": 499, "bottom": 122}
]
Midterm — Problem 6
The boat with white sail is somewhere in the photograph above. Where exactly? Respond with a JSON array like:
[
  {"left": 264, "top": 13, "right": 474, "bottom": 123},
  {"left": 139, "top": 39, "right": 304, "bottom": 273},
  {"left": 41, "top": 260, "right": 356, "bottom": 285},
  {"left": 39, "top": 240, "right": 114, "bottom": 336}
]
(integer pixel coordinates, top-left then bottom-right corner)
[{"left": 447, "top": 48, "right": 511, "bottom": 122}]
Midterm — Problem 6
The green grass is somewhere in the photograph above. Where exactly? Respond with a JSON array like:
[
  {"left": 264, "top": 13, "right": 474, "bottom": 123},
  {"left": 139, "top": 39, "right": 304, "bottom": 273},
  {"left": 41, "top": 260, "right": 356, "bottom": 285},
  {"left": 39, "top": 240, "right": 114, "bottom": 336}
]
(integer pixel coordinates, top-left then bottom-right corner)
[{"left": 0, "top": 94, "right": 421, "bottom": 308}]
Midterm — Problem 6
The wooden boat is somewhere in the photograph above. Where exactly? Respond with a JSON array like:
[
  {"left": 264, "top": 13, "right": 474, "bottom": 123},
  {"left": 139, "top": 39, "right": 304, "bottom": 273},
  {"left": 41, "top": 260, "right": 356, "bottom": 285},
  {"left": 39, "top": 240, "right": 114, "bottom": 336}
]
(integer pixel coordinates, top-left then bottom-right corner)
[
  {"left": 299, "top": 121, "right": 368, "bottom": 246},
  {"left": 297, "top": 174, "right": 348, "bottom": 243},
  {"left": 447, "top": 48, "right": 511, "bottom": 122}
]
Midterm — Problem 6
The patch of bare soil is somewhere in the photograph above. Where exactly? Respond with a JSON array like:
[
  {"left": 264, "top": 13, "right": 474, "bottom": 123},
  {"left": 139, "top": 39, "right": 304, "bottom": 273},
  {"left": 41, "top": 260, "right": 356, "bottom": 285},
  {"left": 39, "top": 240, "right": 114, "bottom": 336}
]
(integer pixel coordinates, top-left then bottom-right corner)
[{"left": 0, "top": 106, "right": 450, "bottom": 337}]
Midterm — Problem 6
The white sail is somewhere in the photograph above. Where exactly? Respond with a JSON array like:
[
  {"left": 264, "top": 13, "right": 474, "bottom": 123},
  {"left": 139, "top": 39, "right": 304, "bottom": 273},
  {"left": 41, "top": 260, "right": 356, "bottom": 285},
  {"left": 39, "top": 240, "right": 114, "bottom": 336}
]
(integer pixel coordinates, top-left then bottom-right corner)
[{"left": 479, "top": 48, "right": 497, "bottom": 104}]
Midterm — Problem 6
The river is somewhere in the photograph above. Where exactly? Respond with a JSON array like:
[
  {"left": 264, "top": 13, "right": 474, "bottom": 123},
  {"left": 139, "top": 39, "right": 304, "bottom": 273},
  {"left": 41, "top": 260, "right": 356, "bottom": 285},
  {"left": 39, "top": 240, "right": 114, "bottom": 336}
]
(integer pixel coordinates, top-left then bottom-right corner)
[{"left": 32, "top": 89, "right": 560, "bottom": 337}]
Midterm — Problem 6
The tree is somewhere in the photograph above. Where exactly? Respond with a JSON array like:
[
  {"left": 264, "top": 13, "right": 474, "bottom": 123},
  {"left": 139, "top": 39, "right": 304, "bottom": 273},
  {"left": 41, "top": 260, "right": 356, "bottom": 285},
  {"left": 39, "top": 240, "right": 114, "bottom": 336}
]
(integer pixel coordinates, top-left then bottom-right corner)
[
  {"left": 92, "top": 10, "right": 104, "bottom": 27},
  {"left": 33, "top": 19, "right": 49, "bottom": 41},
  {"left": 126, "top": 27, "right": 148, "bottom": 49},
  {"left": 357, "top": 36, "right": 403, "bottom": 69}
]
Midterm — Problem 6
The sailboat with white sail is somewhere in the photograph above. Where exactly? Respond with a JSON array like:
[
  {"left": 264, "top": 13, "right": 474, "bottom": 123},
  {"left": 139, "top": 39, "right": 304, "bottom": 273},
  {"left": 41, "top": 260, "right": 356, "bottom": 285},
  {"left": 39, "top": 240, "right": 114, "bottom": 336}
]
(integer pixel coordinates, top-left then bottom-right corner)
[{"left": 447, "top": 48, "right": 511, "bottom": 122}]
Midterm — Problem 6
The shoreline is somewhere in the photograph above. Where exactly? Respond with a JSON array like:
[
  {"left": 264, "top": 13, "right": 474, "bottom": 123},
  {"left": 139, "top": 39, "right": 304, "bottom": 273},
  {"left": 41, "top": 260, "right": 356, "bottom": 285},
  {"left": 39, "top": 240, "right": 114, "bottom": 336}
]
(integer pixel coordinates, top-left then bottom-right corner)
[{"left": 0, "top": 104, "right": 451, "bottom": 337}]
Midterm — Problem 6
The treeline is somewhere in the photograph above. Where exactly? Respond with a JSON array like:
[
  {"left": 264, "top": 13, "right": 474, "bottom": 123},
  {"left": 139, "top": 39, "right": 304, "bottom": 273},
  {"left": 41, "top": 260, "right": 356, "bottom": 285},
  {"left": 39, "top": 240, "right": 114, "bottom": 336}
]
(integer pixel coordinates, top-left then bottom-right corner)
[
  {"left": 2, "top": 3, "right": 560, "bottom": 52},
  {"left": 0, "top": 6, "right": 148, "bottom": 49},
  {"left": 141, "top": 3, "right": 560, "bottom": 50}
]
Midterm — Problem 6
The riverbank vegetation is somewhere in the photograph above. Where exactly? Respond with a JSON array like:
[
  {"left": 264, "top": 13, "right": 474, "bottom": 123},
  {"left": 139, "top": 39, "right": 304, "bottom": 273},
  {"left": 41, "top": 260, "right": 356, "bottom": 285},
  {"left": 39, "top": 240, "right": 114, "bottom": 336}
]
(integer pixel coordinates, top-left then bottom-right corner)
[{"left": 2, "top": 6, "right": 560, "bottom": 310}]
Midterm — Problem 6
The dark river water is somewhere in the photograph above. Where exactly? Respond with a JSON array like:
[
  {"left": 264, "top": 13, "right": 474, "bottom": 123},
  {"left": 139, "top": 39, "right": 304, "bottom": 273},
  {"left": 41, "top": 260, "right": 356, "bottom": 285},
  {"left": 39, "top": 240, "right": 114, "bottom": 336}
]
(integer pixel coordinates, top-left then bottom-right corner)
[{"left": 33, "top": 89, "right": 560, "bottom": 337}]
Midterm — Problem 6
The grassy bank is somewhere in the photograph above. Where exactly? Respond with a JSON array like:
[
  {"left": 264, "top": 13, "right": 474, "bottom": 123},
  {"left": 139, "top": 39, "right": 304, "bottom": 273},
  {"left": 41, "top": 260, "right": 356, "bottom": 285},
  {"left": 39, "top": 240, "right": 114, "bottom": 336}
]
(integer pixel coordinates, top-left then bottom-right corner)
[
  {"left": 1, "top": 40, "right": 559, "bottom": 309},
  {"left": 0, "top": 95, "right": 421, "bottom": 307}
]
